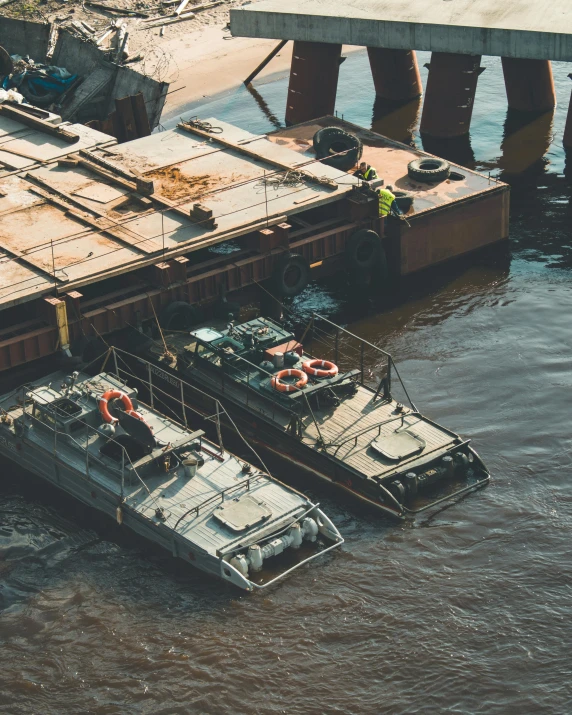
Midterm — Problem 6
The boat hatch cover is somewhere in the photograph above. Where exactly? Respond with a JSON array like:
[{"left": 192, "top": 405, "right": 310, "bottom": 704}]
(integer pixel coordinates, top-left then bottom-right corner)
[
  {"left": 190, "top": 328, "right": 224, "bottom": 343},
  {"left": 370, "top": 430, "right": 426, "bottom": 461},
  {"left": 213, "top": 495, "right": 272, "bottom": 532},
  {"left": 118, "top": 410, "right": 156, "bottom": 451}
]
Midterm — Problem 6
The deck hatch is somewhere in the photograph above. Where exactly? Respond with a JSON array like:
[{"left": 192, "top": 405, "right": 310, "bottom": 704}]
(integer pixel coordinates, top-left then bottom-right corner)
[
  {"left": 370, "top": 430, "right": 426, "bottom": 461},
  {"left": 213, "top": 494, "right": 272, "bottom": 532}
]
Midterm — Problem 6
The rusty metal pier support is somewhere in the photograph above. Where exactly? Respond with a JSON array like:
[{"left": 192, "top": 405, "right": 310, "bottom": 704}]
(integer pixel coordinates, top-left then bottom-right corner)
[
  {"left": 501, "top": 58, "right": 556, "bottom": 113},
  {"left": 420, "top": 52, "right": 483, "bottom": 138},
  {"left": 367, "top": 48, "right": 422, "bottom": 102},
  {"left": 564, "top": 82, "right": 572, "bottom": 151},
  {"left": 565, "top": 102, "right": 572, "bottom": 150},
  {"left": 285, "top": 41, "right": 342, "bottom": 125}
]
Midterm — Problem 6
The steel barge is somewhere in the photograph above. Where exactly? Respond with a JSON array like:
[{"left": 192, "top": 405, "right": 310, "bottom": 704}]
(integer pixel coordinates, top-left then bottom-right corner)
[
  {"left": 0, "top": 352, "right": 343, "bottom": 591},
  {"left": 133, "top": 314, "right": 490, "bottom": 518}
]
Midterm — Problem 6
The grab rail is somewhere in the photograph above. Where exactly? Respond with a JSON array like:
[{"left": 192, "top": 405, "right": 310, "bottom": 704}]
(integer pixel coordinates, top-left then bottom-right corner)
[
  {"left": 329, "top": 412, "right": 420, "bottom": 456},
  {"left": 173, "top": 472, "right": 267, "bottom": 531},
  {"left": 308, "top": 314, "right": 418, "bottom": 411}
]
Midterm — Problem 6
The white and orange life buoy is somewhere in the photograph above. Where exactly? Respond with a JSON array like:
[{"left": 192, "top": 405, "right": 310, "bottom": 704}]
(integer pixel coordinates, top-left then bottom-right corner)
[
  {"left": 98, "top": 390, "right": 133, "bottom": 424},
  {"left": 270, "top": 369, "right": 308, "bottom": 393},
  {"left": 302, "top": 359, "right": 339, "bottom": 379}
]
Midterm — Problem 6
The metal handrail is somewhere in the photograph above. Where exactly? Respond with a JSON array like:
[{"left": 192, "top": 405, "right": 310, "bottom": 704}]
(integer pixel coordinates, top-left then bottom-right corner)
[
  {"left": 310, "top": 313, "right": 417, "bottom": 411},
  {"left": 21, "top": 385, "right": 170, "bottom": 518},
  {"left": 329, "top": 412, "right": 420, "bottom": 455},
  {"left": 173, "top": 472, "right": 267, "bottom": 531}
]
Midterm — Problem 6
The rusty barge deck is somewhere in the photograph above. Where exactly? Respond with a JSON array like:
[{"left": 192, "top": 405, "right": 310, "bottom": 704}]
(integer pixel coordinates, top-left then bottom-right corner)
[{"left": 0, "top": 108, "right": 509, "bottom": 374}]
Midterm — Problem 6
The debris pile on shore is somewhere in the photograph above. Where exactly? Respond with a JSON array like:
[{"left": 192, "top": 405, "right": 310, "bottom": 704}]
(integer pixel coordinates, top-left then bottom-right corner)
[{"left": 2, "top": 54, "right": 77, "bottom": 107}]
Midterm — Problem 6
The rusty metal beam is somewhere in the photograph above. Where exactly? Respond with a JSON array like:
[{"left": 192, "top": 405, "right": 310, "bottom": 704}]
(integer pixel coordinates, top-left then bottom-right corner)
[
  {"left": 420, "top": 52, "right": 483, "bottom": 138},
  {"left": 367, "top": 48, "right": 422, "bottom": 102},
  {"left": 501, "top": 58, "right": 556, "bottom": 112},
  {"left": 285, "top": 41, "right": 342, "bottom": 126}
]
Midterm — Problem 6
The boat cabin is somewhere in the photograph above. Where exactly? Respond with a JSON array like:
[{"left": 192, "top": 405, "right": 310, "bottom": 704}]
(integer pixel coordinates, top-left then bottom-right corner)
[
  {"left": 186, "top": 318, "right": 361, "bottom": 417},
  {"left": 24, "top": 372, "right": 205, "bottom": 482}
]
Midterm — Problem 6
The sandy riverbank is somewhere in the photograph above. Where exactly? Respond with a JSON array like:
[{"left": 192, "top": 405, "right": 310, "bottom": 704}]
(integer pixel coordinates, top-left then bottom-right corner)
[{"left": 154, "top": 26, "right": 293, "bottom": 120}]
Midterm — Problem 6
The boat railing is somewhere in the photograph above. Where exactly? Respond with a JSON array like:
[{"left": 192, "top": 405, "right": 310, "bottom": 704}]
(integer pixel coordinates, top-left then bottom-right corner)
[
  {"left": 217, "top": 350, "right": 326, "bottom": 442},
  {"left": 328, "top": 411, "right": 420, "bottom": 455},
  {"left": 305, "top": 313, "right": 418, "bottom": 411},
  {"left": 108, "top": 346, "right": 273, "bottom": 478},
  {"left": 20, "top": 389, "right": 165, "bottom": 519},
  {"left": 173, "top": 472, "right": 267, "bottom": 531}
]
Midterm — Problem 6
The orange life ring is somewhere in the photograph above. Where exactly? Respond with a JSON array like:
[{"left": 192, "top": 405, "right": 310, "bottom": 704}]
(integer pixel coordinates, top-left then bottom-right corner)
[
  {"left": 270, "top": 369, "right": 308, "bottom": 393},
  {"left": 302, "top": 359, "right": 339, "bottom": 378},
  {"left": 98, "top": 390, "right": 133, "bottom": 424}
]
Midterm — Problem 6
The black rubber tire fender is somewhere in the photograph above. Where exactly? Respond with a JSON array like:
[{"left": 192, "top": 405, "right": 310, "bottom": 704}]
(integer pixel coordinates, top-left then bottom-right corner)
[
  {"left": 19, "top": 78, "right": 59, "bottom": 108},
  {"left": 393, "top": 190, "right": 414, "bottom": 213},
  {"left": 315, "top": 130, "right": 363, "bottom": 171},
  {"left": 345, "top": 229, "right": 382, "bottom": 272},
  {"left": 407, "top": 157, "right": 450, "bottom": 183},
  {"left": 312, "top": 126, "right": 346, "bottom": 153},
  {"left": 159, "top": 301, "right": 202, "bottom": 330},
  {"left": 271, "top": 252, "right": 310, "bottom": 297}
]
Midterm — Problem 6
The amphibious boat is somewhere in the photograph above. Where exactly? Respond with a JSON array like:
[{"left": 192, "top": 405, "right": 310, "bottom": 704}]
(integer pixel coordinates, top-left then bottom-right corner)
[
  {"left": 137, "top": 314, "right": 490, "bottom": 518},
  {"left": 0, "top": 352, "right": 343, "bottom": 591}
]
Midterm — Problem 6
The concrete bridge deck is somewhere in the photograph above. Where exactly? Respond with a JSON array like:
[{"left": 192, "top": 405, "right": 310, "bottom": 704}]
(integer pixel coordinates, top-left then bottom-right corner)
[
  {"left": 231, "top": 0, "right": 572, "bottom": 61},
  {"left": 231, "top": 0, "right": 572, "bottom": 142}
]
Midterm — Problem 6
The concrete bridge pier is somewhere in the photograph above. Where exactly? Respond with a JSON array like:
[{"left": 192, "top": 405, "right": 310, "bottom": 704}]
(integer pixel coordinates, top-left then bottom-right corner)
[
  {"left": 501, "top": 58, "right": 556, "bottom": 112},
  {"left": 367, "top": 48, "right": 422, "bottom": 102},
  {"left": 285, "top": 41, "right": 342, "bottom": 125},
  {"left": 420, "top": 52, "right": 483, "bottom": 138}
]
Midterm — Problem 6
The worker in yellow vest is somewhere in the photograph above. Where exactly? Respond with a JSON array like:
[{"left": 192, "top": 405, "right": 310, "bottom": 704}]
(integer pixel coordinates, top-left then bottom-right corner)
[
  {"left": 354, "top": 161, "right": 379, "bottom": 182},
  {"left": 378, "top": 185, "right": 397, "bottom": 217}
]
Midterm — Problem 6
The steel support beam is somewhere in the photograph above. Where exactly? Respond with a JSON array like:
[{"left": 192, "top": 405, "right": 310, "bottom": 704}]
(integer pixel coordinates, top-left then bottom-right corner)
[
  {"left": 285, "top": 41, "right": 341, "bottom": 126},
  {"left": 501, "top": 58, "right": 556, "bottom": 112},
  {"left": 367, "top": 48, "right": 422, "bottom": 102},
  {"left": 420, "top": 52, "right": 483, "bottom": 138}
]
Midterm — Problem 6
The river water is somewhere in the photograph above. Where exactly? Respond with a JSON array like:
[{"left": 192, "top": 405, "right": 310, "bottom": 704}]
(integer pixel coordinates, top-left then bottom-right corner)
[{"left": 2, "top": 51, "right": 572, "bottom": 714}]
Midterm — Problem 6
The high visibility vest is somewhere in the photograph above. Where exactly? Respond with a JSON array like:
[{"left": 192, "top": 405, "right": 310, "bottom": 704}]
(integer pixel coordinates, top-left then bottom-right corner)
[
  {"left": 363, "top": 166, "right": 377, "bottom": 181},
  {"left": 379, "top": 189, "right": 395, "bottom": 216}
]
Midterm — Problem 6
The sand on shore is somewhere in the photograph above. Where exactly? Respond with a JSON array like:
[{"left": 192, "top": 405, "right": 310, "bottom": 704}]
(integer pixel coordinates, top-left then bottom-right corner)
[{"left": 155, "top": 26, "right": 292, "bottom": 120}]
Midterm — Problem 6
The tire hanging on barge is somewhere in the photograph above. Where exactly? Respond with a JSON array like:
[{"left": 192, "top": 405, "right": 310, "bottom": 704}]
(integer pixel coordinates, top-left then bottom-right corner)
[
  {"left": 159, "top": 301, "right": 203, "bottom": 331},
  {"left": 345, "top": 229, "right": 389, "bottom": 291},
  {"left": 270, "top": 253, "right": 310, "bottom": 298}
]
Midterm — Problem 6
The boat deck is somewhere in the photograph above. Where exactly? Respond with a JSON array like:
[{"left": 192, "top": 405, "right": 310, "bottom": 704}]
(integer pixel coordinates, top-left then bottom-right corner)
[
  {"left": 301, "top": 386, "right": 459, "bottom": 479},
  {"left": 0, "top": 115, "right": 356, "bottom": 310},
  {"left": 158, "top": 330, "right": 462, "bottom": 482},
  {"left": 269, "top": 117, "right": 504, "bottom": 217},
  {"left": 127, "top": 448, "right": 309, "bottom": 556},
  {"left": 0, "top": 371, "right": 313, "bottom": 557}
]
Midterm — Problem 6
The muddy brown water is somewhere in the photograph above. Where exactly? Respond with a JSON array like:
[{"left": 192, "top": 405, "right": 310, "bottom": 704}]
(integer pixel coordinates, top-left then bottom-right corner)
[{"left": 3, "top": 53, "right": 572, "bottom": 713}]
